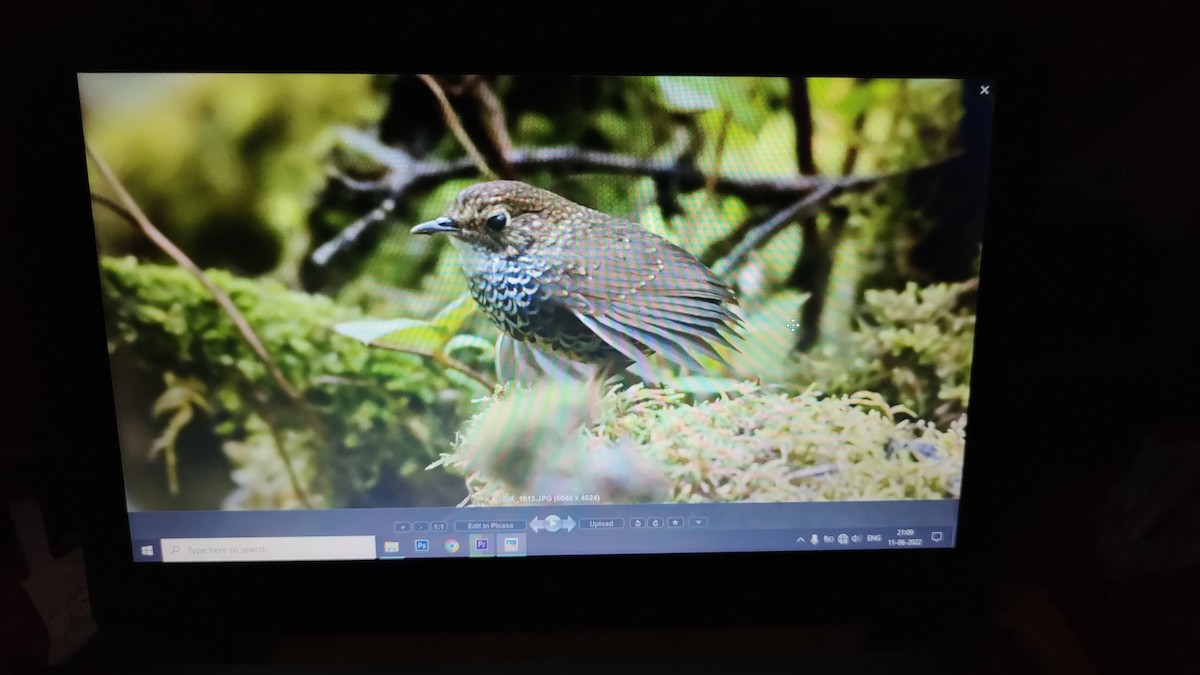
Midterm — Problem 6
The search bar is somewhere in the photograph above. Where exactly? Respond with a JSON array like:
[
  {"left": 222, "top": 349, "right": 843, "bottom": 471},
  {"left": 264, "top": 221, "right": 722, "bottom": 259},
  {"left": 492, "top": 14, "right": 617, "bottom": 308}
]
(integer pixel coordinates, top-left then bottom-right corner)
[{"left": 160, "top": 536, "right": 376, "bottom": 563}]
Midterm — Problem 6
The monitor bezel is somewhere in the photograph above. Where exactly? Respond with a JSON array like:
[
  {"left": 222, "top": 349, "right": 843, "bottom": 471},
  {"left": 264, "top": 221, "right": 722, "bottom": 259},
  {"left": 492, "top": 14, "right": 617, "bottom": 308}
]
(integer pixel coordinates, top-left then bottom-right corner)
[{"left": 39, "top": 12, "right": 1044, "bottom": 637}]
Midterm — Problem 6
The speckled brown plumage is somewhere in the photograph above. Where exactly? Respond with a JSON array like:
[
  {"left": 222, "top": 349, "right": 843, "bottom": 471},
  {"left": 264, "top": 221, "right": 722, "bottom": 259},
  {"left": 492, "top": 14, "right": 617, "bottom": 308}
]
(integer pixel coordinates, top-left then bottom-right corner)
[{"left": 411, "top": 180, "right": 743, "bottom": 381}]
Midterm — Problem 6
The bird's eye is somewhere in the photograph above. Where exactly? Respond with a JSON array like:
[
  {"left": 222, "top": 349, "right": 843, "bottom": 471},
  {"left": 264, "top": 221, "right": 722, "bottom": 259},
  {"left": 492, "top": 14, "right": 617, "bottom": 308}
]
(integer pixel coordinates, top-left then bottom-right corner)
[{"left": 485, "top": 212, "right": 508, "bottom": 232}]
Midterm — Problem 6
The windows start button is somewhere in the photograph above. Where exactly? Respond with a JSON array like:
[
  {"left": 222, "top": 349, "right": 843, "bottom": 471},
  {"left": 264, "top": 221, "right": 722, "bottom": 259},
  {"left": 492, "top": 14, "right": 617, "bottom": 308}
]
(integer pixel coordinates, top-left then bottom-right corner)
[{"left": 578, "top": 518, "right": 625, "bottom": 530}]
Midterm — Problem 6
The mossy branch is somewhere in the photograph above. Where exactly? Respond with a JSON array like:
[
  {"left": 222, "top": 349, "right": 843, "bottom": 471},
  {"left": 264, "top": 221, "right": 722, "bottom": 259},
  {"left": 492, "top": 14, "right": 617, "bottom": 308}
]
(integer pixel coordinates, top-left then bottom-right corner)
[{"left": 87, "top": 142, "right": 317, "bottom": 508}]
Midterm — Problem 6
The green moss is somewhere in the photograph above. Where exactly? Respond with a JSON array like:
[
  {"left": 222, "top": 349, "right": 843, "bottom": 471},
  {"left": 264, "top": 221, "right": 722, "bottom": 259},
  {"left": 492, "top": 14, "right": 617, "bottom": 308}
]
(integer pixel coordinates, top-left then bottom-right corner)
[
  {"left": 784, "top": 280, "right": 975, "bottom": 423},
  {"left": 435, "top": 380, "right": 964, "bottom": 506},
  {"left": 834, "top": 281, "right": 975, "bottom": 421},
  {"left": 100, "top": 256, "right": 469, "bottom": 509}
]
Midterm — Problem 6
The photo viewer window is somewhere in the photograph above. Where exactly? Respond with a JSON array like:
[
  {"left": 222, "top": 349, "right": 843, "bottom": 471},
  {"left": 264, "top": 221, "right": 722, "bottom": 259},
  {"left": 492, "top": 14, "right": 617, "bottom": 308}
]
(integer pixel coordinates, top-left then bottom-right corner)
[{"left": 79, "top": 74, "right": 993, "bottom": 563}]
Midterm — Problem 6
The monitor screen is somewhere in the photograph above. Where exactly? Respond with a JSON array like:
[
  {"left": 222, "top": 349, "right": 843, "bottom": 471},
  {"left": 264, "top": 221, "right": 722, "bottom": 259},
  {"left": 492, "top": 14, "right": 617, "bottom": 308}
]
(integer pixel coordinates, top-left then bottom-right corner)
[{"left": 79, "top": 73, "right": 992, "bottom": 564}]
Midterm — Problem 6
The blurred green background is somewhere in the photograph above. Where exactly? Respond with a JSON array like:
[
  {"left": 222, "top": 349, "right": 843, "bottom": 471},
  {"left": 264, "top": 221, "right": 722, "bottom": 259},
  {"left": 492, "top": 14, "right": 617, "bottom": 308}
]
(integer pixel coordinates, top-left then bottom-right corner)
[{"left": 81, "top": 74, "right": 980, "bottom": 511}]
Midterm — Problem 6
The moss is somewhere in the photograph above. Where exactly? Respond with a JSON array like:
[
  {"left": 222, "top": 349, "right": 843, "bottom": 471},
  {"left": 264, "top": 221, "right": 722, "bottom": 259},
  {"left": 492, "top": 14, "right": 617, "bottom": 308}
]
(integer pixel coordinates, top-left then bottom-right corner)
[
  {"left": 100, "top": 256, "right": 470, "bottom": 509},
  {"left": 434, "top": 380, "right": 964, "bottom": 506},
  {"left": 834, "top": 281, "right": 975, "bottom": 421},
  {"left": 786, "top": 280, "right": 975, "bottom": 424}
]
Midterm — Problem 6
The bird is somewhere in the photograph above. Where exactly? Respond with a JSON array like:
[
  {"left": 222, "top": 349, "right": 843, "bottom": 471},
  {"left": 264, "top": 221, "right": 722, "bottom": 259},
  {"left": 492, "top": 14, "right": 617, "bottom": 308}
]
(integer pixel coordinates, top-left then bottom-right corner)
[{"left": 411, "top": 180, "right": 743, "bottom": 383}]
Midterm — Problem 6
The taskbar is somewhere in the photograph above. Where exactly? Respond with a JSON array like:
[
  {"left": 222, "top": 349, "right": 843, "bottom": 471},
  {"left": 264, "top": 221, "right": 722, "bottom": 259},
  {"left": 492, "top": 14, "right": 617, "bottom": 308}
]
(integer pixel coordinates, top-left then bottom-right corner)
[{"left": 129, "top": 500, "right": 958, "bottom": 563}]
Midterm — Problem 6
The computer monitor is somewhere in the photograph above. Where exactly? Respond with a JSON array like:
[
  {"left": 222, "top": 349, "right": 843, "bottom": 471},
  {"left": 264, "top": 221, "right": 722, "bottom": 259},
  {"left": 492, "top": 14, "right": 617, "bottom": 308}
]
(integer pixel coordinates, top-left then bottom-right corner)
[
  {"left": 70, "top": 62, "right": 1023, "bottom": 633},
  {"left": 82, "top": 72, "right": 990, "bottom": 560}
]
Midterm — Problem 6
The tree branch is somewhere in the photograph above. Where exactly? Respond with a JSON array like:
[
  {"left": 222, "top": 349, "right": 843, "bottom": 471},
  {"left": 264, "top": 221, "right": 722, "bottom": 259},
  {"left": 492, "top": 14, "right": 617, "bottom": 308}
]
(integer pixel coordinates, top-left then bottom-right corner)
[
  {"left": 417, "top": 74, "right": 497, "bottom": 180},
  {"left": 87, "top": 146, "right": 319, "bottom": 508},
  {"left": 464, "top": 75, "right": 518, "bottom": 179},
  {"left": 789, "top": 77, "right": 817, "bottom": 176},
  {"left": 705, "top": 109, "right": 733, "bottom": 196},
  {"left": 710, "top": 182, "right": 839, "bottom": 278},
  {"left": 311, "top": 130, "right": 949, "bottom": 267},
  {"left": 787, "top": 77, "right": 826, "bottom": 349},
  {"left": 790, "top": 78, "right": 872, "bottom": 350}
]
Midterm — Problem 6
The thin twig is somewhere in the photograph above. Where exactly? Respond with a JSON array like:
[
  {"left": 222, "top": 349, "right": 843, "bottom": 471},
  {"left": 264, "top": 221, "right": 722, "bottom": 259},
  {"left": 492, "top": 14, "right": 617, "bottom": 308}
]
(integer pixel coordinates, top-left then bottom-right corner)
[
  {"left": 333, "top": 127, "right": 913, "bottom": 198},
  {"left": 92, "top": 191, "right": 319, "bottom": 509},
  {"left": 90, "top": 193, "right": 133, "bottom": 223},
  {"left": 92, "top": 191, "right": 318, "bottom": 508},
  {"left": 310, "top": 191, "right": 402, "bottom": 266},
  {"left": 705, "top": 109, "right": 733, "bottom": 198},
  {"left": 87, "top": 145, "right": 320, "bottom": 507},
  {"left": 327, "top": 168, "right": 389, "bottom": 192},
  {"left": 465, "top": 76, "right": 518, "bottom": 179},
  {"left": 373, "top": 345, "right": 493, "bottom": 389},
  {"left": 249, "top": 397, "right": 316, "bottom": 509},
  {"left": 710, "top": 182, "right": 839, "bottom": 278},
  {"left": 788, "top": 463, "right": 837, "bottom": 480},
  {"left": 87, "top": 176, "right": 302, "bottom": 404},
  {"left": 417, "top": 74, "right": 497, "bottom": 180},
  {"left": 436, "top": 352, "right": 495, "bottom": 389}
]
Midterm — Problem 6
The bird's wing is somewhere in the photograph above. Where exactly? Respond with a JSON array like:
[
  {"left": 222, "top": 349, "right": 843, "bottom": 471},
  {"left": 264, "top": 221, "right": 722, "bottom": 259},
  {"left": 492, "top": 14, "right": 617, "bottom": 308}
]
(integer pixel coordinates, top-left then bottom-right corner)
[
  {"left": 549, "top": 215, "right": 743, "bottom": 374},
  {"left": 496, "top": 332, "right": 597, "bottom": 384}
]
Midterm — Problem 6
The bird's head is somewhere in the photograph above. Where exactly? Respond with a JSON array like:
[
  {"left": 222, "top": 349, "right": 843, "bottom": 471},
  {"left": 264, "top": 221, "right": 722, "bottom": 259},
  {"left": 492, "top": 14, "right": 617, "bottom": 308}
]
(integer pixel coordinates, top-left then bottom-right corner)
[{"left": 411, "top": 180, "right": 581, "bottom": 256}]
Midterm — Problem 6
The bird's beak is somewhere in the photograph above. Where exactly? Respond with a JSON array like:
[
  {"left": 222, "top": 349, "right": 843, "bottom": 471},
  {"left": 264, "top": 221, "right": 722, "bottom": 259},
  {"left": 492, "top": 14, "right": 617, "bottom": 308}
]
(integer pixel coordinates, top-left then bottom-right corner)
[{"left": 411, "top": 216, "right": 458, "bottom": 235}]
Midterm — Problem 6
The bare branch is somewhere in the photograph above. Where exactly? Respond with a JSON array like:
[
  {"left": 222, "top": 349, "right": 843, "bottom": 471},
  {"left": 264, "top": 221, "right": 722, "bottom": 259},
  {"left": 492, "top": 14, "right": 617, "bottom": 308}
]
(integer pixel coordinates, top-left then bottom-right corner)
[
  {"left": 90, "top": 192, "right": 135, "bottom": 224},
  {"left": 788, "top": 76, "right": 825, "bottom": 349},
  {"left": 312, "top": 131, "right": 955, "bottom": 268},
  {"left": 335, "top": 132, "right": 895, "bottom": 199},
  {"left": 465, "top": 76, "right": 518, "bottom": 179},
  {"left": 311, "top": 192, "right": 402, "bottom": 266},
  {"left": 417, "top": 74, "right": 497, "bottom": 180},
  {"left": 370, "top": 344, "right": 494, "bottom": 390},
  {"left": 87, "top": 169, "right": 301, "bottom": 404},
  {"left": 87, "top": 147, "right": 318, "bottom": 508},
  {"left": 710, "top": 182, "right": 840, "bottom": 278},
  {"left": 705, "top": 109, "right": 733, "bottom": 196},
  {"left": 788, "top": 77, "right": 817, "bottom": 176}
]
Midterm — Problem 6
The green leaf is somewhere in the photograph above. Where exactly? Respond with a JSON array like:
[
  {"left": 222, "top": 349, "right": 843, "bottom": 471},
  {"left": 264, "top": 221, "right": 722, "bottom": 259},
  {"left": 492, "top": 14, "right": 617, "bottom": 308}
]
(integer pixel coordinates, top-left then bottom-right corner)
[
  {"left": 429, "top": 292, "right": 478, "bottom": 338},
  {"left": 334, "top": 294, "right": 477, "bottom": 355},
  {"left": 656, "top": 76, "right": 719, "bottom": 112},
  {"left": 335, "top": 318, "right": 446, "bottom": 353},
  {"left": 712, "top": 78, "right": 765, "bottom": 129}
]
